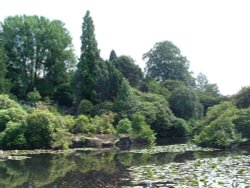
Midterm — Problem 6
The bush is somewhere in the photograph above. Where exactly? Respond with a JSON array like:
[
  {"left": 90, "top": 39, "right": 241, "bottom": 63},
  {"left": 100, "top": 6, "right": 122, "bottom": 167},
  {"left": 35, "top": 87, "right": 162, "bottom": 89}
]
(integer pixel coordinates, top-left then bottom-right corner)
[
  {"left": 194, "top": 102, "right": 243, "bottom": 148},
  {"left": 25, "top": 110, "right": 59, "bottom": 149},
  {"left": 116, "top": 118, "right": 132, "bottom": 134},
  {"left": 27, "top": 89, "right": 41, "bottom": 105},
  {"left": 94, "top": 112, "right": 116, "bottom": 134},
  {"left": 194, "top": 115, "right": 242, "bottom": 148},
  {"left": 0, "top": 107, "right": 27, "bottom": 132},
  {"left": 77, "top": 99, "right": 93, "bottom": 115},
  {"left": 70, "top": 115, "right": 95, "bottom": 134},
  {"left": 131, "top": 113, "right": 156, "bottom": 144},
  {"left": 0, "top": 94, "right": 21, "bottom": 109},
  {"left": 0, "top": 122, "right": 27, "bottom": 149}
]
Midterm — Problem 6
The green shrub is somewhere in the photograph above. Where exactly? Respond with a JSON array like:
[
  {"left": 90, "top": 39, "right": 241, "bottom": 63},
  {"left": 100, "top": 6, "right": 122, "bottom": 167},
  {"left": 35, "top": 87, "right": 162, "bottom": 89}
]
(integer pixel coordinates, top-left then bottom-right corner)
[
  {"left": 27, "top": 89, "right": 41, "bottom": 105},
  {"left": 70, "top": 115, "right": 95, "bottom": 134},
  {"left": 0, "top": 94, "right": 21, "bottom": 109},
  {"left": 51, "top": 127, "right": 72, "bottom": 149},
  {"left": 194, "top": 116, "right": 242, "bottom": 148},
  {"left": 194, "top": 102, "right": 243, "bottom": 148},
  {"left": 131, "top": 113, "right": 156, "bottom": 144},
  {"left": 116, "top": 118, "right": 132, "bottom": 134},
  {"left": 0, "top": 122, "right": 27, "bottom": 149},
  {"left": 77, "top": 99, "right": 93, "bottom": 115},
  {"left": 94, "top": 112, "right": 116, "bottom": 134},
  {"left": 0, "top": 107, "right": 27, "bottom": 132},
  {"left": 25, "top": 110, "right": 59, "bottom": 149}
]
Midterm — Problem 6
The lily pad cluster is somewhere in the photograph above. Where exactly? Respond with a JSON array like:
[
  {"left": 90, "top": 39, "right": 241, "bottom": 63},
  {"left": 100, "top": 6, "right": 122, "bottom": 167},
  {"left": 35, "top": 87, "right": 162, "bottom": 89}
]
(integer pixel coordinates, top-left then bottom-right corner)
[
  {"left": 128, "top": 155, "right": 250, "bottom": 187},
  {"left": 130, "top": 144, "right": 214, "bottom": 154}
]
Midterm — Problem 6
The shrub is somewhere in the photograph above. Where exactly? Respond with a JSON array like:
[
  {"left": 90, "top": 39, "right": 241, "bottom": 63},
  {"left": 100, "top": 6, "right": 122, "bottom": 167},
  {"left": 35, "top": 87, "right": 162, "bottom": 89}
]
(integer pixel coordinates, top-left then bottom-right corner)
[
  {"left": 116, "top": 118, "right": 132, "bottom": 134},
  {"left": 77, "top": 99, "right": 93, "bottom": 115},
  {"left": 27, "top": 89, "right": 41, "bottom": 105},
  {"left": 194, "top": 102, "right": 243, "bottom": 148},
  {"left": 25, "top": 110, "right": 59, "bottom": 149},
  {"left": 0, "top": 107, "right": 27, "bottom": 132},
  {"left": 0, "top": 122, "right": 27, "bottom": 149},
  {"left": 131, "top": 113, "right": 156, "bottom": 144},
  {"left": 70, "top": 115, "right": 95, "bottom": 134},
  {"left": 0, "top": 94, "right": 21, "bottom": 109},
  {"left": 94, "top": 112, "right": 116, "bottom": 134}
]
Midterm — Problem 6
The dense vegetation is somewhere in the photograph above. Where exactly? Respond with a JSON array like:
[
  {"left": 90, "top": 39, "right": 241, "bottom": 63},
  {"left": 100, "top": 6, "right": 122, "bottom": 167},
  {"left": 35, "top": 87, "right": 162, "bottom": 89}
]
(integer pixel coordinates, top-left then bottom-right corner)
[{"left": 0, "top": 11, "right": 249, "bottom": 150}]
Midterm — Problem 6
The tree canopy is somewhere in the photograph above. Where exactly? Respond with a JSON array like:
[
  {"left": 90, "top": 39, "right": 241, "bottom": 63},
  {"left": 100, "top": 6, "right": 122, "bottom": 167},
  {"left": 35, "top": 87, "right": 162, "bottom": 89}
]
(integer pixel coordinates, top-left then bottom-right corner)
[
  {"left": 143, "top": 41, "right": 194, "bottom": 85},
  {"left": 1, "top": 15, "right": 75, "bottom": 99}
]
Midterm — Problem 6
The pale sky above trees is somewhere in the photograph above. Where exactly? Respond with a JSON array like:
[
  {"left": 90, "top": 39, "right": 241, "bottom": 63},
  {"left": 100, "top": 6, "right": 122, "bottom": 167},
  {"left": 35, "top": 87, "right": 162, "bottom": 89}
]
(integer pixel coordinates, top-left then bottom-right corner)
[{"left": 1, "top": 0, "right": 250, "bottom": 95}]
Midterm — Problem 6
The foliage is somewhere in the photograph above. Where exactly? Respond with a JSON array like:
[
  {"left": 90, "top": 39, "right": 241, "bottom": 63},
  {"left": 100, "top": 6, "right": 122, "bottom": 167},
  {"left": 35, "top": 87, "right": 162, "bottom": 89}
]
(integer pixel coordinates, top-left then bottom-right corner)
[
  {"left": 113, "top": 78, "right": 138, "bottom": 118},
  {"left": 161, "top": 79, "right": 186, "bottom": 92},
  {"left": 0, "top": 122, "right": 27, "bottom": 149},
  {"left": 91, "top": 101, "right": 113, "bottom": 116},
  {"left": 0, "top": 39, "right": 9, "bottom": 93},
  {"left": 1, "top": 15, "right": 75, "bottom": 99},
  {"left": 143, "top": 41, "right": 194, "bottom": 85},
  {"left": 133, "top": 89, "right": 189, "bottom": 138},
  {"left": 194, "top": 102, "right": 242, "bottom": 148},
  {"left": 0, "top": 107, "right": 27, "bottom": 132},
  {"left": 77, "top": 99, "right": 93, "bottom": 115},
  {"left": 0, "top": 94, "right": 21, "bottom": 109},
  {"left": 233, "top": 86, "right": 250, "bottom": 109},
  {"left": 25, "top": 110, "right": 59, "bottom": 149},
  {"left": 131, "top": 113, "right": 156, "bottom": 144},
  {"left": 27, "top": 89, "right": 41, "bottom": 105},
  {"left": 93, "top": 112, "right": 116, "bottom": 134},
  {"left": 73, "top": 11, "right": 102, "bottom": 103},
  {"left": 169, "top": 86, "right": 203, "bottom": 120},
  {"left": 70, "top": 115, "right": 95, "bottom": 134},
  {"left": 112, "top": 55, "right": 143, "bottom": 88},
  {"left": 54, "top": 83, "right": 74, "bottom": 107},
  {"left": 233, "top": 108, "right": 250, "bottom": 139},
  {"left": 195, "top": 73, "right": 220, "bottom": 96},
  {"left": 116, "top": 118, "right": 132, "bottom": 134}
]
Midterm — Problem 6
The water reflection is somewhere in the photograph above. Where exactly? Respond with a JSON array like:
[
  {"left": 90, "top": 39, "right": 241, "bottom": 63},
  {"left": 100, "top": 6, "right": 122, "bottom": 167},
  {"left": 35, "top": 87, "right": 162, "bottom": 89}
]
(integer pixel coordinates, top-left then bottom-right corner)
[{"left": 0, "top": 138, "right": 249, "bottom": 188}]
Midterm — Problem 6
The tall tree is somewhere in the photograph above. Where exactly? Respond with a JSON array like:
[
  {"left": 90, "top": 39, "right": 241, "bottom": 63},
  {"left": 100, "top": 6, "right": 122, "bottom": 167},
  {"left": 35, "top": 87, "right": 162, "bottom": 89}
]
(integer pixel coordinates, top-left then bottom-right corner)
[
  {"left": 143, "top": 41, "right": 194, "bottom": 85},
  {"left": 73, "top": 11, "right": 102, "bottom": 103},
  {"left": 0, "top": 33, "right": 9, "bottom": 93},
  {"left": 1, "top": 15, "right": 75, "bottom": 99}
]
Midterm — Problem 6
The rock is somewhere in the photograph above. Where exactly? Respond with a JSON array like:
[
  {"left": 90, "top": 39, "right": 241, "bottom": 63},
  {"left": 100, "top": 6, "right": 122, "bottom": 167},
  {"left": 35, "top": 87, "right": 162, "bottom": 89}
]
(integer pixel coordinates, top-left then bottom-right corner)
[
  {"left": 114, "top": 136, "right": 133, "bottom": 150},
  {"left": 0, "top": 150, "right": 3, "bottom": 155}
]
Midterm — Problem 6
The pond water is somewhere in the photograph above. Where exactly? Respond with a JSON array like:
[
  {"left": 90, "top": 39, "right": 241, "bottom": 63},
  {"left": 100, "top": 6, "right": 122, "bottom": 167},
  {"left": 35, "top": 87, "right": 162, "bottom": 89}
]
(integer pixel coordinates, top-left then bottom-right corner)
[{"left": 0, "top": 138, "right": 250, "bottom": 188}]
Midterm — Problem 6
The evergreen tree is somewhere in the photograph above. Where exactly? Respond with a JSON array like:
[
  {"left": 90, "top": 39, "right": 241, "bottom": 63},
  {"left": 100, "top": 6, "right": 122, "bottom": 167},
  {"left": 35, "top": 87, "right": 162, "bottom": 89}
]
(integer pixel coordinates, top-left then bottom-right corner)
[
  {"left": 113, "top": 78, "right": 138, "bottom": 118},
  {"left": 73, "top": 11, "right": 102, "bottom": 104}
]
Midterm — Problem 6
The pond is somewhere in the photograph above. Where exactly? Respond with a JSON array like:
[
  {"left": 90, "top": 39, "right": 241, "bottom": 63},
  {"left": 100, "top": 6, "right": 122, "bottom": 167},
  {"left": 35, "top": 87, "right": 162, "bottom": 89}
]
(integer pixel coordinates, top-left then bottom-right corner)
[{"left": 0, "top": 138, "right": 250, "bottom": 188}]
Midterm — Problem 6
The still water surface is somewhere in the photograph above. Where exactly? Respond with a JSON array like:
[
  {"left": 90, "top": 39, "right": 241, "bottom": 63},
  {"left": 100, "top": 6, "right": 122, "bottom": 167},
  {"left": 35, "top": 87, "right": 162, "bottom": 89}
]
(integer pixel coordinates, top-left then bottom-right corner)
[{"left": 0, "top": 138, "right": 250, "bottom": 188}]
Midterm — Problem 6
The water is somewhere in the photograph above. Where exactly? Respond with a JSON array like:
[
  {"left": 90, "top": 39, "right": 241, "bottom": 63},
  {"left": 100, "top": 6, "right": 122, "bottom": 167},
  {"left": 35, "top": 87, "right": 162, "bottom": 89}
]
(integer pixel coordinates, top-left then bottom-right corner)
[{"left": 0, "top": 138, "right": 250, "bottom": 188}]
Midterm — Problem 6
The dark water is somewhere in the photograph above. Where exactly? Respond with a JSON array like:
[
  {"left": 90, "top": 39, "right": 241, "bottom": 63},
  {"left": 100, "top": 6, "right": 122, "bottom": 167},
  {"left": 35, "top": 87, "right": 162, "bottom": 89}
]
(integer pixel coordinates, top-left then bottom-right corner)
[{"left": 0, "top": 138, "right": 250, "bottom": 188}]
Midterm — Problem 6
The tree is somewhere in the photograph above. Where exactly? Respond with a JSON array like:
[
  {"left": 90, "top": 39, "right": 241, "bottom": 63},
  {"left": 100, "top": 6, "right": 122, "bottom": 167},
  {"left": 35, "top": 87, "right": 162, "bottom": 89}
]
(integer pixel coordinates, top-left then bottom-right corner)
[
  {"left": 0, "top": 35, "right": 9, "bottom": 93},
  {"left": 73, "top": 11, "right": 103, "bottom": 103},
  {"left": 196, "top": 73, "right": 220, "bottom": 96},
  {"left": 1, "top": 15, "right": 75, "bottom": 99},
  {"left": 143, "top": 41, "right": 194, "bottom": 85},
  {"left": 113, "top": 78, "right": 138, "bottom": 118},
  {"left": 112, "top": 55, "right": 143, "bottom": 88},
  {"left": 234, "top": 86, "right": 250, "bottom": 109},
  {"left": 169, "top": 86, "right": 203, "bottom": 120}
]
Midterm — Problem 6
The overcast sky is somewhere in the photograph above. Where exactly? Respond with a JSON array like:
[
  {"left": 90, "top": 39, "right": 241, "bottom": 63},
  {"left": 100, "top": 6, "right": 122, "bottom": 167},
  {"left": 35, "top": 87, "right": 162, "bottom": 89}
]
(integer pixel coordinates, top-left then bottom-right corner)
[{"left": 1, "top": 0, "right": 250, "bottom": 95}]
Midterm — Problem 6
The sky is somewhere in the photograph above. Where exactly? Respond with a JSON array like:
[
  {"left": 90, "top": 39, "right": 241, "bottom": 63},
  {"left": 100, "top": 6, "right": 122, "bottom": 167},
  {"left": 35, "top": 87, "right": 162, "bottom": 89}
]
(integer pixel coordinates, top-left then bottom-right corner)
[{"left": 0, "top": 0, "right": 250, "bottom": 95}]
